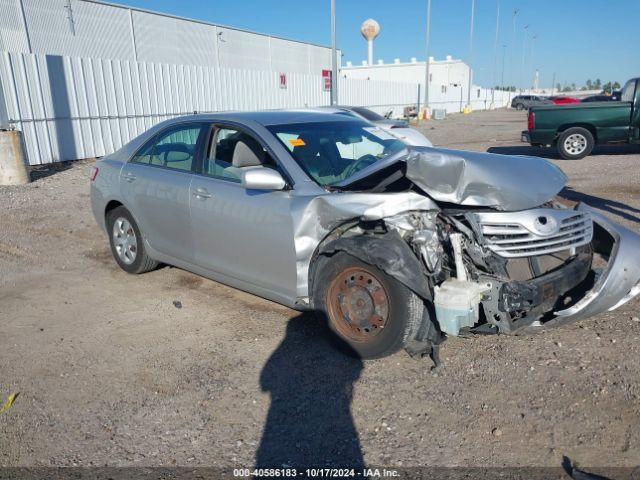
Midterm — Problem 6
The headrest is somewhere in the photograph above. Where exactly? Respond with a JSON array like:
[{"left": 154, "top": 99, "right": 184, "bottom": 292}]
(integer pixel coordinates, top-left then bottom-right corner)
[{"left": 232, "top": 140, "right": 264, "bottom": 168}]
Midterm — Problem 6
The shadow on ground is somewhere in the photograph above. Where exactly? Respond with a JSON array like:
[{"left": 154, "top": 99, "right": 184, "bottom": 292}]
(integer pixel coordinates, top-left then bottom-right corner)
[
  {"left": 255, "top": 313, "right": 365, "bottom": 469},
  {"left": 559, "top": 187, "right": 640, "bottom": 225},
  {"left": 29, "top": 160, "right": 76, "bottom": 181},
  {"left": 487, "top": 144, "right": 640, "bottom": 159}
]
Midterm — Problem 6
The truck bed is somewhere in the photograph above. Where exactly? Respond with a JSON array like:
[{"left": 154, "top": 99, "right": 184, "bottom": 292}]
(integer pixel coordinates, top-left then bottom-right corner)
[{"left": 529, "top": 102, "right": 632, "bottom": 146}]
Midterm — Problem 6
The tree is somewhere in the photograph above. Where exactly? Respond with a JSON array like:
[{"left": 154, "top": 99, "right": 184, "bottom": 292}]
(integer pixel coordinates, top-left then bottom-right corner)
[
  {"left": 585, "top": 79, "right": 593, "bottom": 90},
  {"left": 556, "top": 83, "right": 562, "bottom": 91},
  {"left": 562, "top": 85, "right": 572, "bottom": 92},
  {"left": 613, "top": 81, "right": 621, "bottom": 90},
  {"left": 603, "top": 81, "right": 612, "bottom": 94},
  {"left": 594, "top": 78, "right": 602, "bottom": 90}
]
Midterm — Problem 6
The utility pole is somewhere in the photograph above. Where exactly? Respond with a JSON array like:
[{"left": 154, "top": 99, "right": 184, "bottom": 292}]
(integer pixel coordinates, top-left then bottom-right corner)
[
  {"left": 330, "top": 0, "right": 338, "bottom": 105},
  {"left": 424, "top": 0, "right": 432, "bottom": 116},
  {"left": 466, "top": 0, "right": 475, "bottom": 109},
  {"left": 551, "top": 72, "right": 556, "bottom": 96}
]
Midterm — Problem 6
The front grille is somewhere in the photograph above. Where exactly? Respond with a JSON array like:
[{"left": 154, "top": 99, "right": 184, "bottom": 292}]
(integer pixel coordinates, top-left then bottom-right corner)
[{"left": 475, "top": 209, "right": 593, "bottom": 258}]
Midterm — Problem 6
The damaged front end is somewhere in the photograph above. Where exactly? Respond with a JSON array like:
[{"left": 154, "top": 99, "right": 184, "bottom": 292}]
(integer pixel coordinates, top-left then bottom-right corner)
[{"left": 308, "top": 147, "right": 640, "bottom": 347}]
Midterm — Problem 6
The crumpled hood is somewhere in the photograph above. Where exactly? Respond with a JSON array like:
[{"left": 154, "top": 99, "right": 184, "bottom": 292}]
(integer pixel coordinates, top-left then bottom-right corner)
[{"left": 404, "top": 147, "right": 567, "bottom": 211}]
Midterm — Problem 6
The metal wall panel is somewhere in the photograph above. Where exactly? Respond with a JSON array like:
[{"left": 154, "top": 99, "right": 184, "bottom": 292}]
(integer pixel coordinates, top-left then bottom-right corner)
[
  {"left": 22, "top": 0, "right": 133, "bottom": 60},
  {"left": 0, "top": 0, "right": 31, "bottom": 53},
  {"left": 132, "top": 9, "right": 218, "bottom": 66},
  {"left": 0, "top": 52, "right": 420, "bottom": 165}
]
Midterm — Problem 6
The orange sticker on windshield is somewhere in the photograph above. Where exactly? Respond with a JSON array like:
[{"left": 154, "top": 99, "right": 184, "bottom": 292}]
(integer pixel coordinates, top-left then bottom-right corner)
[{"left": 289, "top": 138, "right": 306, "bottom": 147}]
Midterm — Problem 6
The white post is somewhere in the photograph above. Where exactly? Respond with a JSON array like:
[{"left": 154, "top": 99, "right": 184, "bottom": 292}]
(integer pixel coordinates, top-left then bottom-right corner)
[
  {"left": 330, "top": 0, "right": 338, "bottom": 105},
  {"left": 367, "top": 40, "right": 373, "bottom": 66}
]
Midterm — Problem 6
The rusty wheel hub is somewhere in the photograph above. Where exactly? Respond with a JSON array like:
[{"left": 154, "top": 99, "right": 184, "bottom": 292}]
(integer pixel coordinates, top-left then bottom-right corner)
[{"left": 326, "top": 267, "right": 389, "bottom": 342}]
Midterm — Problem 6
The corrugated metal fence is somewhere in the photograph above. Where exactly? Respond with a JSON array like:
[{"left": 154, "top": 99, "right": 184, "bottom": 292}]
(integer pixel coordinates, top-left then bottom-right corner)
[{"left": 0, "top": 52, "right": 419, "bottom": 165}]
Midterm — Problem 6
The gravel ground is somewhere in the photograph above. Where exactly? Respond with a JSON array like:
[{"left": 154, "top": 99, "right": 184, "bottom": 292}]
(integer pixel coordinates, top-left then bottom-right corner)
[{"left": 1, "top": 108, "right": 639, "bottom": 472}]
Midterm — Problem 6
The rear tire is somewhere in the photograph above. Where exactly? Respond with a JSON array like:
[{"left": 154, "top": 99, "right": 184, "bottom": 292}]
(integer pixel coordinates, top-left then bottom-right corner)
[
  {"left": 106, "top": 206, "right": 158, "bottom": 274},
  {"left": 515, "top": 103, "right": 525, "bottom": 110},
  {"left": 557, "top": 127, "right": 594, "bottom": 160},
  {"left": 312, "top": 252, "right": 423, "bottom": 359}
]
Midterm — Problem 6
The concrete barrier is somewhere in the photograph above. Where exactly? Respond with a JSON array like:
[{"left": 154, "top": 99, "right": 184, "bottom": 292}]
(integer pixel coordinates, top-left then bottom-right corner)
[{"left": 0, "top": 130, "right": 30, "bottom": 185}]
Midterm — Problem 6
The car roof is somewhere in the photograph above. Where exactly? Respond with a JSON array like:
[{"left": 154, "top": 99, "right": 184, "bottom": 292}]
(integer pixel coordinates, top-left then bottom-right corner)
[{"left": 164, "top": 110, "right": 359, "bottom": 127}]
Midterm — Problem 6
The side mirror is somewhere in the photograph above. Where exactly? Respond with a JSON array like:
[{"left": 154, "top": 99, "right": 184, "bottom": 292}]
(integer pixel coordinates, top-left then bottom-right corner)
[{"left": 240, "top": 167, "right": 287, "bottom": 191}]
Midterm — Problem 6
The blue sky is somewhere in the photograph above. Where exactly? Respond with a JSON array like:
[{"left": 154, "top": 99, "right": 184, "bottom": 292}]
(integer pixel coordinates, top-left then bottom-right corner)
[{"left": 120, "top": 0, "right": 639, "bottom": 89}]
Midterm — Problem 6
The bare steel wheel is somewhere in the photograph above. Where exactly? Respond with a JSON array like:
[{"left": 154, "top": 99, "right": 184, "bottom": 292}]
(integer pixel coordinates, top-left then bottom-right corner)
[
  {"left": 557, "top": 127, "right": 594, "bottom": 160},
  {"left": 312, "top": 252, "right": 424, "bottom": 359},
  {"left": 106, "top": 206, "right": 158, "bottom": 274},
  {"left": 112, "top": 217, "right": 137, "bottom": 265},
  {"left": 326, "top": 267, "right": 389, "bottom": 342}
]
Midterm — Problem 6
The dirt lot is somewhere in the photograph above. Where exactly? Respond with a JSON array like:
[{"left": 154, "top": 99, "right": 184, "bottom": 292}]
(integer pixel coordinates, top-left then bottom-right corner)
[{"left": 1, "top": 109, "right": 640, "bottom": 473}]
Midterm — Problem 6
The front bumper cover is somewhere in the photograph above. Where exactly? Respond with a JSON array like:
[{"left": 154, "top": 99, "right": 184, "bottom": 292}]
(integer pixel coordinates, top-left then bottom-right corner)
[{"left": 538, "top": 203, "right": 640, "bottom": 328}]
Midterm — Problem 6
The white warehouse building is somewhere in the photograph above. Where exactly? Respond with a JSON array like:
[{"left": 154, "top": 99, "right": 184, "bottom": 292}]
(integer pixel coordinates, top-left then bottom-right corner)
[
  {"left": 341, "top": 56, "right": 507, "bottom": 114},
  {"left": 0, "top": 0, "right": 336, "bottom": 74}
]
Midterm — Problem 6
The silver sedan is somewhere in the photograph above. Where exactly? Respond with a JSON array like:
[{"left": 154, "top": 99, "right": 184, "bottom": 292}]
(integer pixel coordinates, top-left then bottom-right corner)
[{"left": 91, "top": 111, "right": 640, "bottom": 360}]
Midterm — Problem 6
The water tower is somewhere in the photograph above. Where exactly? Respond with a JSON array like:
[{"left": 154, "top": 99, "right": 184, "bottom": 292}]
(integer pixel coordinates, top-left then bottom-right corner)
[{"left": 360, "top": 19, "right": 380, "bottom": 66}]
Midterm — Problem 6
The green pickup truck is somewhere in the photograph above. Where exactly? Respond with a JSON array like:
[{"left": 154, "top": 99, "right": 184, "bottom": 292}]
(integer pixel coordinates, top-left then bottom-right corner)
[{"left": 522, "top": 77, "right": 640, "bottom": 159}]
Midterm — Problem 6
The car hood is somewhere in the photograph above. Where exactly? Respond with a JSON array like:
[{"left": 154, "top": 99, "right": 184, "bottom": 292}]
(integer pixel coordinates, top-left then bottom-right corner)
[
  {"left": 338, "top": 146, "right": 567, "bottom": 211},
  {"left": 404, "top": 147, "right": 567, "bottom": 211}
]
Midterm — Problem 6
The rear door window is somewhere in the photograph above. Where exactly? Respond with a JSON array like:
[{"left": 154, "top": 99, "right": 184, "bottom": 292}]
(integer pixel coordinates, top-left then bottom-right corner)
[
  {"left": 130, "top": 123, "right": 206, "bottom": 172},
  {"left": 621, "top": 80, "right": 636, "bottom": 103},
  {"left": 152, "top": 124, "right": 204, "bottom": 172}
]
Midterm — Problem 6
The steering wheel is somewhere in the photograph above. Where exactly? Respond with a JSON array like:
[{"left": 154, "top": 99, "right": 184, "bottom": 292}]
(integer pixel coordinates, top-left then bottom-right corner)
[{"left": 342, "top": 154, "right": 378, "bottom": 178}]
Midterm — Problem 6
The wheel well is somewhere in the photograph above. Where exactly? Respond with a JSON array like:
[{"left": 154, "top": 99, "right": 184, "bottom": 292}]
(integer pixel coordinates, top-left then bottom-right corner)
[
  {"left": 105, "top": 200, "right": 123, "bottom": 218},
  {"left": 557, "top": 123, "right": 597, "bottom": 142}
]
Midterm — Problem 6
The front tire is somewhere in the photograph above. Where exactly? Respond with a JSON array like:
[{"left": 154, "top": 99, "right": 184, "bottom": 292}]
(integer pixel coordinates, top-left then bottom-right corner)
[
  {"left": 515, "top": 103, "right": 525, "bottom": 111},
  {"left": 557, "top": 127, "right": 594, "bottom": 160},
  {"left": 312, "top": 252, "right": 423, "bottom": 359},
  {"left": 106, "top": 206, "right": 158, "bottom": 274}
]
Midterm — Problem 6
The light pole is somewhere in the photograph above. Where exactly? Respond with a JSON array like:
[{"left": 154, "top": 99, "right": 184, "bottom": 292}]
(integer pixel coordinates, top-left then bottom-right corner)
[
  {"left": 501, "top": 44, "right": 507, "bottom": 90},
  {"left": 491, "top": 0, "right": 500, "bottom": 104},
  {"left": 511, "top": 9, "right": 519, "bottom": 91},
  {"left": 330, "top": 0, "right": 338, "bottom": 105},
  {"left": 466, "top": 0, "right": 475, "bottom": 109},
  {"left": 424, "top": 0, "right": 432, "bottom": 116},
  {"left": 521, "top": 24, "right": 529, "bottom": 91},
  {"left": 530, "top": 33, "right": 537, "bottom": 89}
]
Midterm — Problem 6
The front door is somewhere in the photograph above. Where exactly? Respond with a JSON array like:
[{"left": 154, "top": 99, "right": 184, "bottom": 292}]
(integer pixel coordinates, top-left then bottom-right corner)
[
  {"left": 189, "top": 126, "right": 297, "bottom": 302},
  {"left": 120, "top": 122, "right": 207, "bottom": 262}
]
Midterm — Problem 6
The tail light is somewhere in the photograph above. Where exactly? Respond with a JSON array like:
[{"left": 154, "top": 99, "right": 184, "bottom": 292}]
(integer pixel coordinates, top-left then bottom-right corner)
[
  {"left": 89, "top": 166, "right": 99, "bottom": 182},
  {"left": 527, "top": 111, "right": 535, "bottom": 130}
]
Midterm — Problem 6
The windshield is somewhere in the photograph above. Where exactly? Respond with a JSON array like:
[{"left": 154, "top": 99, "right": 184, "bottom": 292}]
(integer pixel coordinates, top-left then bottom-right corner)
[{"left": 268, "top": 121, "right": 406, "bottom": 186}]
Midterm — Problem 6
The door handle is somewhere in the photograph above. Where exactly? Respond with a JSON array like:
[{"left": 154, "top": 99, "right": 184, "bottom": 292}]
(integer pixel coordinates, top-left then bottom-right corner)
[
  {"left": 193, "top": 187, "right": 212, "bottom": 199},
  {"left": 123, "top": 172, "right": 137, "bottom": 182}
]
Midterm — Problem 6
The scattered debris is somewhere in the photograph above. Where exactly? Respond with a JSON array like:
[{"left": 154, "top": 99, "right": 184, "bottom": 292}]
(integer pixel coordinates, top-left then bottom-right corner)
[
  {"left": 0, "top": 392, "right": 18, "bottom": 413},
  {"left": 172, "top": 300, "right": 182, "bottom": 309},
  {"left": 491, "top": 428, "right": 502, "bottom": 437}
]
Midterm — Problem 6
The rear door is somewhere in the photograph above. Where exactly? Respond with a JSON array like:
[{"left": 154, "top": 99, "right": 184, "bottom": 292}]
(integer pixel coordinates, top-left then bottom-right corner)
[
  {"left": 188, "top": 124, "right": 297, "bottom": 302},
  {"left": 120, "top": 122, "right": 207, "bottom": 262}
]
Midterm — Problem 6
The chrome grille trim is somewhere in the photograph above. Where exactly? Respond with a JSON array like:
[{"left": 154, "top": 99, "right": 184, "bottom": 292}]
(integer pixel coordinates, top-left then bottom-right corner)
[{"left": 474, "top": 209, "right": 593, "bottom": 258}]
